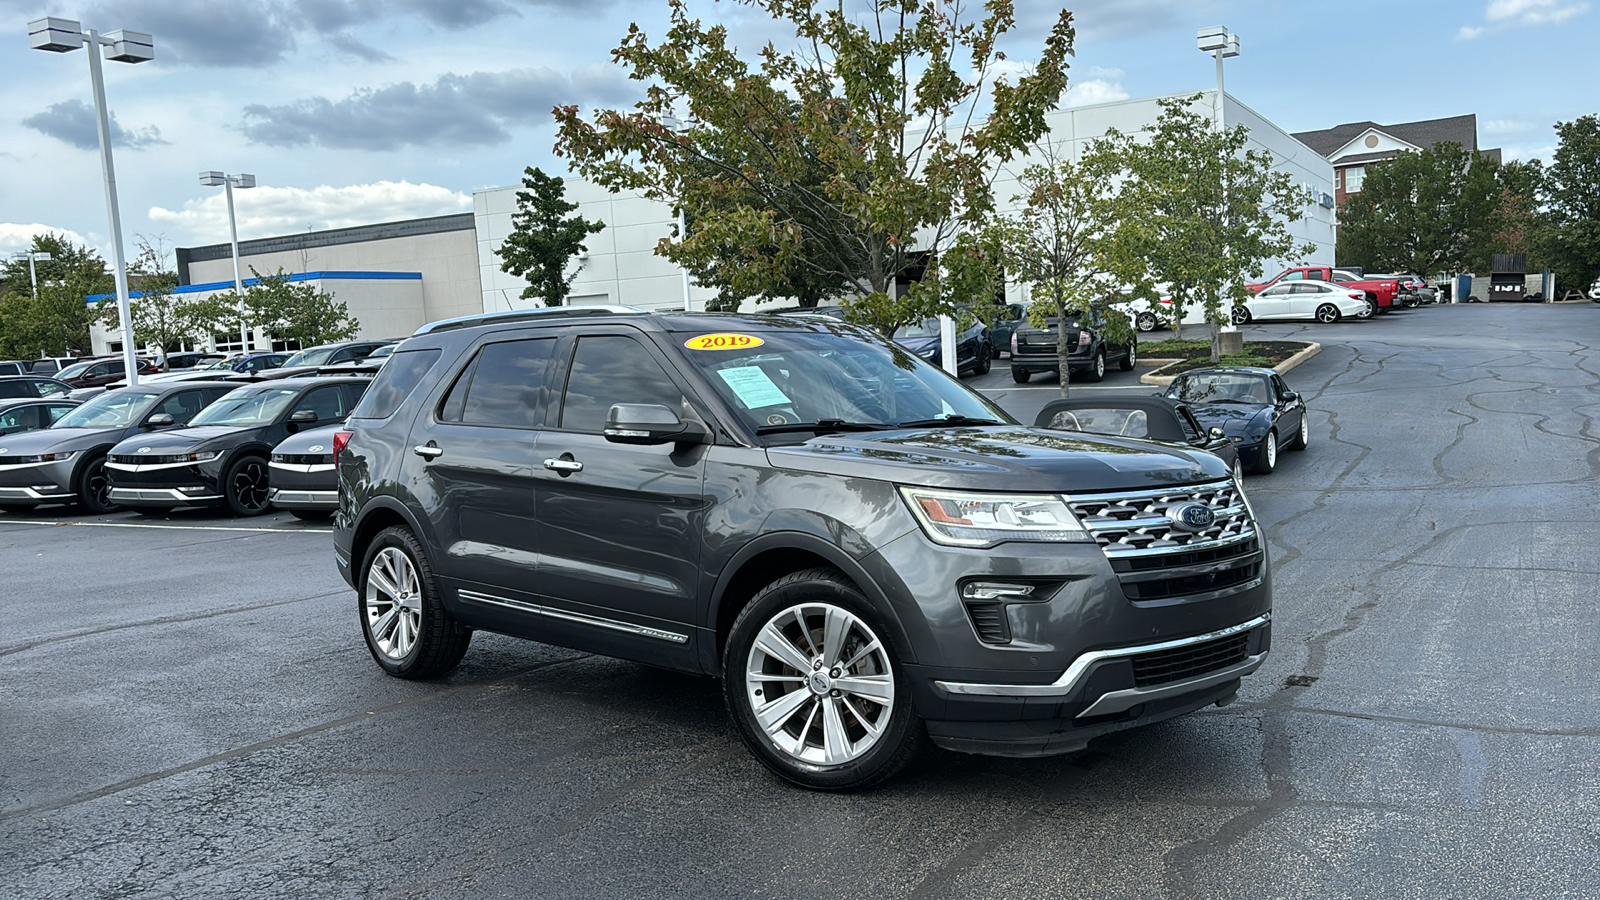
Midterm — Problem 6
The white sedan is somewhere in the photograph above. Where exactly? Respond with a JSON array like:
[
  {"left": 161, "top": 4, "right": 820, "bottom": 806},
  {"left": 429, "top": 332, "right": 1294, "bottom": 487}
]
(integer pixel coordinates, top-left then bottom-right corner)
[{"left": 1233, "top": 280, "right": 1369, "bottom": 324}]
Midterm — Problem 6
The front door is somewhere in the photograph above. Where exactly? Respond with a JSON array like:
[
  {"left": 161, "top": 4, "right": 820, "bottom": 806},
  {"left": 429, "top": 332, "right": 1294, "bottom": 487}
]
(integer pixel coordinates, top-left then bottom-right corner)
[{"left": 534, "top": 331, "right": 709, "bottom": 646}]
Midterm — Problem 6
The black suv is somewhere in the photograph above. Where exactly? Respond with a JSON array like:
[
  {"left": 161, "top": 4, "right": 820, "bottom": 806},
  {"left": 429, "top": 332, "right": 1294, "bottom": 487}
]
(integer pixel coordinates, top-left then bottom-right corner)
[
  {"left": 336, "top": 309, "right": 1271, "bottom": 790},
  {"left": 1009, "top": 315, "right": 1136, "bottom": 383}
]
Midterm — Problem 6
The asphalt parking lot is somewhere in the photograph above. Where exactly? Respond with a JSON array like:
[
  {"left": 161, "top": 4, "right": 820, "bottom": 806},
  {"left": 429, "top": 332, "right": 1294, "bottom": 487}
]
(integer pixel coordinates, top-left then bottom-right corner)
[{"left": 3, "top": 302, "right": 1597, "bottom": 899}]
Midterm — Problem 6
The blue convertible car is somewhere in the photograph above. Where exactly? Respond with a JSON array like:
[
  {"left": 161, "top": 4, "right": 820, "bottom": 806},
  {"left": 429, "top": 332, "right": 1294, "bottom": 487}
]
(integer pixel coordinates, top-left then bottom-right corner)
[{"left": 1163, "top": 367, "right": 1308, "bottom": 474}]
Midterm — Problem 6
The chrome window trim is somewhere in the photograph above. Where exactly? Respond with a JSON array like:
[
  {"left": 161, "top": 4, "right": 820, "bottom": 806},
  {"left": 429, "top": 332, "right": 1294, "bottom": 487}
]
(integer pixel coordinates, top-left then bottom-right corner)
[{"left": 933, "top": 612, "right": 1270, "bottom": 698}]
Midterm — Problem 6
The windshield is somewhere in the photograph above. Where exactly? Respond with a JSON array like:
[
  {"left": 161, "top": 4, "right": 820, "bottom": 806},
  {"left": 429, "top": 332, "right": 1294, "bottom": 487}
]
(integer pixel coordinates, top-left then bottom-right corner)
[
  {"left": 282, "top": 347, "right": 336, "bottom": 367},
  {"left": 54, "top": 390, "right": 160, "bottom": 428},
  {"left": 202, "top": 356, "right": 243, "bottom": 370},
  {"left": 674, "top": 328, "right": 1011, "bottom": 437},
  {"left": 55, "top": 360, "right": 96, "bottom": 380},
  {"left": 188, "top": 387, "right": 299, "bottom": 426},
  {"left": 894, "top": 318, "right": 941, "bottom": 339},
  {"left": 1167, "top": 373, "right": 1271, "bottom": 405}
]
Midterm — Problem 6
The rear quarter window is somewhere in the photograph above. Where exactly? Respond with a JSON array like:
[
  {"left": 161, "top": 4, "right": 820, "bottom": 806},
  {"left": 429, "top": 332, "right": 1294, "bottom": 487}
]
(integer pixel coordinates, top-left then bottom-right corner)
[{"left": 349, "top": 349, "right": 442, "bottom": 419}]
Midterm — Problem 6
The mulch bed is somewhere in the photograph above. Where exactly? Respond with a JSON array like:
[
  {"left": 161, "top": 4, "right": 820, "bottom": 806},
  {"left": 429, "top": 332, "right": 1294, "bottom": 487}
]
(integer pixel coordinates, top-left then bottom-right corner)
[{"left": 1139, "top": 339, "right": 1311, "bottom": 375}]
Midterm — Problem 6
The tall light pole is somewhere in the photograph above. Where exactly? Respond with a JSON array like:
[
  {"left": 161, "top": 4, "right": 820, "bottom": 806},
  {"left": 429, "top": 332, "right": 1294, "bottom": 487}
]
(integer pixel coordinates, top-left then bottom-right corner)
[
  {"left": 1197, "top": 26, "right": 1241, "bottom": 339},
  {"left": 9, "top": 251, "right": 53, "bottom": 295},
  {"left": 200, "top": 171, "right": 257, "bottom": 351},
  {"left": 657, "top": 113, "right": 695, "bottom": 312},
  {"left": 28, "top": 17, "right": 153, "bottom": 386}
]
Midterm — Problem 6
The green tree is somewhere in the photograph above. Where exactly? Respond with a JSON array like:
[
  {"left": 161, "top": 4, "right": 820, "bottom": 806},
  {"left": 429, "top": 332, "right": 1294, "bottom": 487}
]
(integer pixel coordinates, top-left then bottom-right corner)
[
  {"left": 495, "top": 167, "right": 607, "bottom": 307},
  {"left": 0, "top": 233, "right": 112, "bottom": 358},
  {"left": 94, "top": 240, "right": 233, "bottom": 365},
  {"left": 1539, "top": 114, "right": 1600, "bottom": 291},
  {"left": 553, "top": 0, "right": 1074, "bottom": 336},
  {"left": 1100, "top": 97, "right": 1311, "bottom": 359},
  {"left": 1335, "top": 141, "right": 1501, "bottom": 277},
  {"left": 240, "top": 268, "right": 359, "bottom": 347},
  {"left": 1490, "top": 159, "right": 1544, "bottom": 261}
]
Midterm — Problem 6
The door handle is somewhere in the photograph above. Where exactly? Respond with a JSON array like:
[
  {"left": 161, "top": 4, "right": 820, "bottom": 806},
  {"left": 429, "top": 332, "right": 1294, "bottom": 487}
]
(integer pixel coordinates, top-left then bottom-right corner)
[
  {"left": 413, "top": 444, "right": 443, "bottom": 459},
  {"left": 543, "top": 457, "right": 583, "bottom": 474}
]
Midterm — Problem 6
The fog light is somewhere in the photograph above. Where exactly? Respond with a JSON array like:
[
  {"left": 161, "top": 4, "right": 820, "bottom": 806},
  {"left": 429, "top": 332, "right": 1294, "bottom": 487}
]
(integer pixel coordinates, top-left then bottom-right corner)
[
  {"left": 33, "top": 485, "right": 57, "bottom": 491},
  {"left": 179, "top": 486, "right": 207, "bottom": 494},
  {"left": 961, "top": 582, "right": 1039, "bottom": 602}
]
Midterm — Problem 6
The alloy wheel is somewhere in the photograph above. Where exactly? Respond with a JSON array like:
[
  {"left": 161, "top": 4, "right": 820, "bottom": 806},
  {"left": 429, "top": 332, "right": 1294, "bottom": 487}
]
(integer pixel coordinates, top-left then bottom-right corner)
[
  {"left": 744, "top": 603, "right": 895, "bottom": 767},
  {"left": 364, "top": 546, "right": 424, "bottom": 660},
  {"left": 231, "top": 459, "right": 269, "bottom": 511}
]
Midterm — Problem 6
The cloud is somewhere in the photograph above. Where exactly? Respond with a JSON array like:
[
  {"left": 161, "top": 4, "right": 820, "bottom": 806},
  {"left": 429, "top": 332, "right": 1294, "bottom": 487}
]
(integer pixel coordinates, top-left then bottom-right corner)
[
  {"left": 1062, "top": 78, "right": 1131, "bottom": 108},
  {"left": 1457, "top": 0, "right": 1590, "bottom": 38},
  {"left": 324, "top": 31, "right": 398, "bottom": 63},
  {"left": 21, "top": 100, "right": 169, "bottom": 151},
  {"left": 239, "top": 67, "right": 632, "bottom": 150},
  {"left": 147, "top": 181, "right": 471, "bottom": 243},
  {"left": 0, "top": 224, "right": 93, "bottom": 257}
]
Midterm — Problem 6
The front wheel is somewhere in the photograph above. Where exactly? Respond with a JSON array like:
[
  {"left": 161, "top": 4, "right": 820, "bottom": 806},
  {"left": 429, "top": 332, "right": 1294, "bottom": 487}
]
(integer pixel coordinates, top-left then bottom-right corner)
[
  {"left": 1082, "top": 350, "right": 1106, "bottom": 383},
  {"left": 1252, "top": 430, "right": 1278, "bottom": 474},
  {"left": 724, "top": 568, "right": 922, "bottom": 791},
  {"left": 1231, "top": 306, "right": 1251, "bottom": 325},
  {"left": 223, "top": 456, "right": 272, "bottom": 517},
  {"left": 1011, "top": 367, "right": 1030, "bottom": 384},
  {"left": 75, "top": 455, "right": 118, "bottom": 514},
  {"left": 1315, "top": 303, "right": 1341, "bottom": 323},
  {"left": 360, "top": 526, "right": 471, "bottom": 678}
]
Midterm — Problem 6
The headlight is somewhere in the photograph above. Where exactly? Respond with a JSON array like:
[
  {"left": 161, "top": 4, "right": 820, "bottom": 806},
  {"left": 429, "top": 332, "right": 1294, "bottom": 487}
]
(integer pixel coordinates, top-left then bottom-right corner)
[
  {"left": 9, "top": 452, "right": 77, "bottom": 463},
  {"left": 900, "top": 487, "right": 1091, "bottom": 547}
]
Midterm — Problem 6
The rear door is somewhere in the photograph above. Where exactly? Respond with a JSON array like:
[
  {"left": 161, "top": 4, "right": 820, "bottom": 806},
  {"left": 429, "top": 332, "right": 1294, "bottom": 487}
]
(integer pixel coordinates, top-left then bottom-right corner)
[{"left": 533, "top": 329, "right": 710, "bottom": 652}]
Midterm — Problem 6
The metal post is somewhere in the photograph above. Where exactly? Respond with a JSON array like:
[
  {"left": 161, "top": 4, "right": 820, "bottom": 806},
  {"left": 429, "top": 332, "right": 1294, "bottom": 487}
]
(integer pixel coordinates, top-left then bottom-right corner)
[
  {"left": 939, "top": 314, "right": 958, "bottom": 377},
  {"left": 1214, "top": 48, "right": 1239, "bottom": 337},
  {"left": 678, "top": 207, "right": 692, "bottom": 312},
  {"left": 26, "top": 255, "right": 39, "bottom": 295},
  {"left": 225, "top": 178, "right": 249, "bottom": 350},
  {"left": 84, "top": 29, "right": 140, "bottom": 387}
]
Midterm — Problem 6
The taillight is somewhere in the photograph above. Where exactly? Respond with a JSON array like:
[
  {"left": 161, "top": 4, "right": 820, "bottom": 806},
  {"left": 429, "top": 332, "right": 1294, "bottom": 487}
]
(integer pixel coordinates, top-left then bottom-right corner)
[
  {"left": 1011, "top": 332, "right": 1019, "bottom": 353},
  {"left": 332, "top": 430, "right": 352, "bottom": 465},
  {"left": 1078, "top": 331, "right": 1090, "bottom": 348}
]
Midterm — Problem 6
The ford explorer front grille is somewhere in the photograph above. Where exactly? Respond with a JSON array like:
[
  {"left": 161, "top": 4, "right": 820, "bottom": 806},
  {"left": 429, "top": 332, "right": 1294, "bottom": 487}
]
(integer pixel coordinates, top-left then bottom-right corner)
[{"left": 1066, "top": 480, "right": 1263, "bottom": 599}]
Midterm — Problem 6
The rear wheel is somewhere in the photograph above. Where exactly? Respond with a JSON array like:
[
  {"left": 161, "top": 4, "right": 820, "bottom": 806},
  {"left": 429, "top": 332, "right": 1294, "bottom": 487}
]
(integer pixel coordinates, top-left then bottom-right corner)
[
  {"left": 1315, "top": 303, "right": 1341, "bottom": 323},
  {"left": 75, "top": 455, "right": 118, "bottom": 514},
  {"left": 974, "top": 344, "right": 992, "bottom": 376},
  {"left": 1136, "top": 311, "right": 1159, "bottom": 332},
  {"left": 1011, "top": 367, "right": 1030, "bottom": 384},
  {"left": 1082, "top": 350, "right": 1106, "bottom": 383},
  {"left": 359, "top": 526, "right": 471, "bottom": 678},
  {"left": 1356, "top": 298, "right": 1375, "bottom": 319},
  {"left": 1252, "top": 430, "right": 1278, "bottom": 474},
  {"left": 223, "top": 456, "right": 271, "bottom": 517},
  {"left": 1119, "top": 342, "right": 1137, "bottom": 371},
  {"left": 724, "top": 568, "right": 921, "bottom": 791},
  {"left": 1288, "top": 412, "right": 1309, "bottom": 451}
]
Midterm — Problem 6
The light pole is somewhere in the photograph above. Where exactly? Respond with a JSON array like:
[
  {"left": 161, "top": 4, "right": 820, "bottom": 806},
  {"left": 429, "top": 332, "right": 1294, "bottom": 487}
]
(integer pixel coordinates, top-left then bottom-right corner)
[
  {"left": 1197, "top": 26, "right": 1241, "bottom": 340},
  {"left": 200, "top": 171, "right": 257, "bottom": 351},
  {"left": 9, "top": 251, "right": 53, "bottom": 295},
  {"left": 657, "top": 113, "right": 695, "bottom": 312},
  {"left": 28, "top": 17, "right": 153, "bottom": 386}
]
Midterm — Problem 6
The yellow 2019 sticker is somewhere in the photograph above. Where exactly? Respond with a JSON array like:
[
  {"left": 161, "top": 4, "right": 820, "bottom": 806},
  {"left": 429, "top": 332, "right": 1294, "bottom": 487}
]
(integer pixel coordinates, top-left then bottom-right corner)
[{"left": 684, "top": 332, "right": 764, "bottom": 351}]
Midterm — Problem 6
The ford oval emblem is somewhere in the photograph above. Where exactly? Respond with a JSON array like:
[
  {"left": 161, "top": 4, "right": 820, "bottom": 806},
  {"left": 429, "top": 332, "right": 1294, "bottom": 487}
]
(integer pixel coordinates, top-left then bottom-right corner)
[
  {"left": 1172, "top": 502, "right": 1215, "bottom": 531},
  {"left": 308, "top": 445, "right": 324, "bottom": 452},
  {"left": 0, "top": 448, "right": 8, "bottom": 454},
  {"left": 137, "top": 446, "right": 152, "bottom": 454}
]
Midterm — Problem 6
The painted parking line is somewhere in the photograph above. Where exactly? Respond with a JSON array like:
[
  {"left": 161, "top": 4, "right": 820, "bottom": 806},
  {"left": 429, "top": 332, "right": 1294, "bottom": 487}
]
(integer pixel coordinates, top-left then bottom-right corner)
[{"left": 0, "top": 519, "right": 332, "bottom": 535}]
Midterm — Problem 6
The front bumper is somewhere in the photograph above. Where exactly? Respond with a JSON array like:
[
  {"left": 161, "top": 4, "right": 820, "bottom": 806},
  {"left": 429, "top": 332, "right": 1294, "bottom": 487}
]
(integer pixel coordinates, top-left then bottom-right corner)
[
  {"left": 1010, "top": 348, "right": 1095, "bottom": 373},
  {"left": 267, "top": 460, "right": 336, "bottom": 510},
  {"left": 0, "top": 458, "right": 79, "bottom": 504},
  {"left": 910, "top": 614, "right": 1271, "bottom": 757},
  {"left": 105, "top": 459, "right": 223, "bottom": 507}
]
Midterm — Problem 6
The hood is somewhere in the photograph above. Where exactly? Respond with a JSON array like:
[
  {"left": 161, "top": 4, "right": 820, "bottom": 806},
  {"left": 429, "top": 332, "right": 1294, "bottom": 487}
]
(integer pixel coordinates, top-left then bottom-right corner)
[
  {"left": 0, "top": 427, "right": 120, "bottom": 457},
  {"left": 273, "top": 422, "right": 345, "bottom": 454},
  {"left": 1185, "top": 403, "right": 1267, "bottom": 435},
  {"left": 767, "top": 426, "right": 1227, "bottom": 492},
  {"left": 110, "top": 424, "right": 259, "bottom": 456},
  {"left": 894, "top": 336, "right": 939, "bottom": 356}
]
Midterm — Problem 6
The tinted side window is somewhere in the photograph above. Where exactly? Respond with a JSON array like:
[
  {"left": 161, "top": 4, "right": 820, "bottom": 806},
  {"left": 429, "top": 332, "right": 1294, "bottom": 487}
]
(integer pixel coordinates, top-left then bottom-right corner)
[
  {"left": 47, "top": 404, "right": 76, "bottom": 423},
  {"left": 1178, "top": 408, "right": 1203, "bottom": 442},
  {"left": 0, "top": 406, "right": 39, "bottom": 431},
  {"left": 157, "top": 389, "right": 212, "bottom": 423},
  {"left": 0, "top": 382, "right": 28, "bottom": 399},
  {"left": 292, "top": 385, "right": 352, "bottom": 421},
  {"left": 351, "top": 349, "right": 442, "bottom": 419},
  {"left": 559, "top": 336, "right": 684, "bottom": 433},
  {"left": 455, "top": 338, "right": 557, "bottom": 428}
]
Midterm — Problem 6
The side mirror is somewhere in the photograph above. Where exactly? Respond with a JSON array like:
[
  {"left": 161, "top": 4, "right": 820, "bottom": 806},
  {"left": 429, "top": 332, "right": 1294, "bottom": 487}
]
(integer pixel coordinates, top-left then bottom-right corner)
[
  {"left": 1281, "top": 391, "right": 1300, "bottom": 403},
  {"left": 1208, "top": 426, "right": 1226, "bottom": 442},
  {"left": 604, "top": 403, "right": 708, "bottom": 446},
  {"left": 143, "top": 412, "right": 175, "bottom": 428},
  {"left": 288, "top": 409, "right": 318, "bottom": 424}
]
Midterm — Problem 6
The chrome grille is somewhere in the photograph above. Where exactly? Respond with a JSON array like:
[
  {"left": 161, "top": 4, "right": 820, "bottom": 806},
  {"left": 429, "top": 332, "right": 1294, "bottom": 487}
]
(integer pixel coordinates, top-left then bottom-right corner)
[{"left": 1066, "top": 480, "right": 1255, "bottom": 559}]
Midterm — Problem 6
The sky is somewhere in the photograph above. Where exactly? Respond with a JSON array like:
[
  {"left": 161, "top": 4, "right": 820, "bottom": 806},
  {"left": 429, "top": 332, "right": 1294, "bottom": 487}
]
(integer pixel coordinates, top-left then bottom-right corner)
[{"left": 1, "top": 0, "right": 1594, "bottom": 261}]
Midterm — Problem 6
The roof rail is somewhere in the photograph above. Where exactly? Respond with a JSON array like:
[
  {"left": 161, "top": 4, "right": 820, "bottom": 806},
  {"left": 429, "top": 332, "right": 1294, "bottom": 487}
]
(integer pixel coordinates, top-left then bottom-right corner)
[{"left": 414, "top": 305, "right": 647, "bottom": 336}]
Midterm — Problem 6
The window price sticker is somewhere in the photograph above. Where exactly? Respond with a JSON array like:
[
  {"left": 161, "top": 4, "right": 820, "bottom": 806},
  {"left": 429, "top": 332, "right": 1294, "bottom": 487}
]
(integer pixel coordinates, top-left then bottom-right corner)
[
  {"left": 716, "top": 366, "right": 791, "bottom": 409},
  {"left": 684, "top": 333, "right": 765, "bottom": 351}
]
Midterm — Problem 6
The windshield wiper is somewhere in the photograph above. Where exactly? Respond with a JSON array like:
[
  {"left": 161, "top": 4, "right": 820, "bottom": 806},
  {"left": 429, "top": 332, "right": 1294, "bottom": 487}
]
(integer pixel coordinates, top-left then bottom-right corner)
[
  {"left": 756, "top": 418, "right": 894, "bottom": 435},
  {"left": 895, "top": 414, "right": 1006, "bottom": 428}
]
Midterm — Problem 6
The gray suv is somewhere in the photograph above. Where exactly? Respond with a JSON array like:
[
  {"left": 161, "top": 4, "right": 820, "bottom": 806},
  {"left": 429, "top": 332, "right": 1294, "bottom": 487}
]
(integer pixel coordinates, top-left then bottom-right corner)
[{"left": 334, "top": 308, "right": 1272, "bottom": 790}]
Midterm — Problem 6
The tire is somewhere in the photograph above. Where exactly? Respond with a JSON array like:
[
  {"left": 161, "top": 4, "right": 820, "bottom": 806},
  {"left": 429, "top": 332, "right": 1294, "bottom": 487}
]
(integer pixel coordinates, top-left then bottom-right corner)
[
  {"left": 1288, "top": 412, "right": 1309, "bottom": 451},
  {"left": 359, "top": 525, "right": 471, "bottom": 679},
  {"left": 1252, "top": 430, "right": 1278, "bottom": 474},
  {"left": 974, "top": 345, "right": 992, "bottom": 376},
  {"left": 1136, "top": 311, "right": 1159, "bottom": 332},
  {"left": 75, "top": 455, "right": 119, "bottom": 514},
  {"left": 1011, "top": 367, "right": 1030, "bottom": 384},
  {"left": 222, "top": 455, "right": 272, "bottom": 517},
  {"left": 1467, "top": 295, "right": 1481, "bottom": 303},
  {"left": 1315, "top": 303, "right": 1341, "bottom": 324},
  {"left": 1082, "top": 350, "right": 1106, "bottom": 383},
  {"left": 290, "top": 509, "right": 334, "bottom": 521},
  {"left": 723, "top": 567, "right": 922, "bottom": 791},
  {"left": 1119, "top": 342, "right": 1137, "bottom": 371},
  {"left": 1356, "top": 299, "right": 1375, "bottom": 320},
  {"left": 1231, "top": 305, "right": 1251, "bottom": 325}
]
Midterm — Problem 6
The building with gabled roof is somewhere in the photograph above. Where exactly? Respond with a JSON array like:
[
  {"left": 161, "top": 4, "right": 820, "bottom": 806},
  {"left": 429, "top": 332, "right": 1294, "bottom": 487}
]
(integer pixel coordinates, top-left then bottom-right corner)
[{"left": 1291, "top": 113, "right": 1500, "bottom": 206}]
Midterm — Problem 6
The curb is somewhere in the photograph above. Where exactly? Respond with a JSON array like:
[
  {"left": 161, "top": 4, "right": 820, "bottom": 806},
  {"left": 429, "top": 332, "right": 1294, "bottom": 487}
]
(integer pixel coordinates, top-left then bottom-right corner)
[{"left": 1138, "top": 341, "right": 1321, "bottom": 386}]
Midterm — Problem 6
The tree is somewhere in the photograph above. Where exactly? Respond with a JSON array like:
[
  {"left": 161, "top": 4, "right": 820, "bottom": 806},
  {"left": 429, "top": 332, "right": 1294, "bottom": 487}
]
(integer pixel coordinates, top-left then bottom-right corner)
[
  {"left": 1334, "top": 141, "right": 1501, "bottom": 277},
  {"left": 495, "top": 167, "right": 607, "bottom": 307},
  {"left": 553, "top": 0, "right": 1074, "bottom": 335},
  {"left": 240, "top": 269, "right": 359, "bottom": 347},
  {"left": 94, "top": 239, "right": 233, "bottom": 365},
  {"left": 1100, "top": 97, "right": 1311, "bottom": 359},
  {"left": 1539, "top": 114, "right": 1600, "bottom": 291},
  {"left": 0, "top": 233, "right": 112, "bottom": 358},
  {"left": 987, "top": 139, "right": 1132, "bottom": 396}
]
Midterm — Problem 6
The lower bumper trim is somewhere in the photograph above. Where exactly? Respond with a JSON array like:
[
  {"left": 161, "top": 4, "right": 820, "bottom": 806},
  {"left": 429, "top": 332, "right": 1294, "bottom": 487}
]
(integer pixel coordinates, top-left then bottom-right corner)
[
  {"left": 268, "top": 488, "right": 337, "bottom": 509},
  {"left": 108, "top": 487, "right": 222, "bottom": 504},
  {"left": 0, "top": 486, "right": 72, "bottom": 501}
]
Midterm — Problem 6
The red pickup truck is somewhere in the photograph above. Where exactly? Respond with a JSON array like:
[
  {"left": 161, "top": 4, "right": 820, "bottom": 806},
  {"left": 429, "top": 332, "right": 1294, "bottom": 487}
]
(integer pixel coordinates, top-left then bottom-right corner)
[{"left": 1246, "top": 267, "right": 1401, "bottom": 315}]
